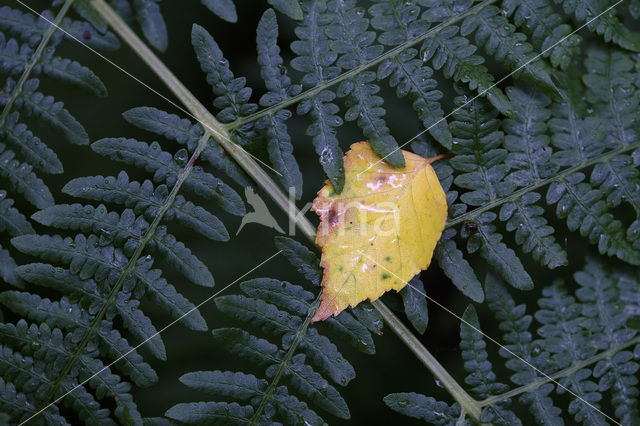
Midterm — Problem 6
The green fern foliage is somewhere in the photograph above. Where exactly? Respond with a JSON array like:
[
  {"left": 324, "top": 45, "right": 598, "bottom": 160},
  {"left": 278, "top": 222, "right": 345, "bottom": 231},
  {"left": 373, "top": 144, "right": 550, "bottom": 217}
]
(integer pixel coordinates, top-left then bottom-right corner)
[
  {"left": 0, "top": 4, "right": 245, "bottom": 421},
  {"left": 1, "top": 0, "right": 640, "bottom": 424},
  {"left": 0, "top": 4, "right": 114, "bottom": 288},
  {"left": 203, "top": 0, "right": 303, "bottom": 22},
  {"left": 388, "top": 260, "right": 640, "bottom": 424},
  {"left": 192, "top": 19, "right": 304, "bottom": 198},
  {"left": 419, "top": 70, "right": 640, "bottom": 304},
  {"left": 165, "top": 236, "right": 378, "bottom": 424},
  {"left": 0, "top": 97, "right": 246, "bottom": 420}
]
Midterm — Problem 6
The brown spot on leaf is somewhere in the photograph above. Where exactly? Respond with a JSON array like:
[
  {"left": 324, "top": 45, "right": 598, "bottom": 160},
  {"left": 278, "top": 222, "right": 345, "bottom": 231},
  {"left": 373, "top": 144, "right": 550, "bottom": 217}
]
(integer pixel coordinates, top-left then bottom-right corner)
[{"left": 328, "top": 204, "right": 339, "bottom": 227}]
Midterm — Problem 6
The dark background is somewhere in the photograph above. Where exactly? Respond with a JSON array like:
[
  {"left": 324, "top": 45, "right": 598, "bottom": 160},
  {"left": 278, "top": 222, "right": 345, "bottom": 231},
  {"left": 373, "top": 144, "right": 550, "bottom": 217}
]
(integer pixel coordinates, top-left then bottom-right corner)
[{"left": 3, "top": 0, "right": 620, "bottom": 424}]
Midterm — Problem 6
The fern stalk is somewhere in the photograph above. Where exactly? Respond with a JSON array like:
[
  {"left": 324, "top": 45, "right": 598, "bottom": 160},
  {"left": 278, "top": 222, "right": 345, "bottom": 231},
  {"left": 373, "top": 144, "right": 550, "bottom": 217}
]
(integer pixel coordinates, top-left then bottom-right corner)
[
  {"left": 250, "top": 296, "right": 322, "bottom": 424},
  {"left": 91, "top": 0, "right": 310, "bottom": 236},
  {"left": 42, "top": 132, "right": 210, "bottom": 405},
  {"left": 372, "top": 299, "right": 483, "bottom": 421},
  {"left": 223, "top": 0, "right": 498, "bottom": 130},
  {"left": 89, "top": 0, "right": 483, "bottom": 421},
  {"left": 479, "top": 335, "right": 640, "bottom": 407},
  {"left": 0, "top": 0, "right": 75, "bottom": 127},
  {"left": 447, "top": 139, "right": 640, "bottom": 228}
]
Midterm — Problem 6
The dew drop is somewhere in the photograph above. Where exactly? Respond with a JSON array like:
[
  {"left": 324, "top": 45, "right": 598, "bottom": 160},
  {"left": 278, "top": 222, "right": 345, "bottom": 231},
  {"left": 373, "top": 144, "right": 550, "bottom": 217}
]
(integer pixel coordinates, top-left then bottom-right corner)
[{"left": 174, "top": 148, "right": 189, "bottom": 165}]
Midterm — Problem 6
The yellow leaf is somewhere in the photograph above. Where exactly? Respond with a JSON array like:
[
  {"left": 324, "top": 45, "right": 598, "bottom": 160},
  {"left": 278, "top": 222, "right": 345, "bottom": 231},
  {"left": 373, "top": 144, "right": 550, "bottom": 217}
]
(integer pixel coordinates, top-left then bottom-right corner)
[{"left": 311, "top": 141, "right": 447, "bottom": 322}]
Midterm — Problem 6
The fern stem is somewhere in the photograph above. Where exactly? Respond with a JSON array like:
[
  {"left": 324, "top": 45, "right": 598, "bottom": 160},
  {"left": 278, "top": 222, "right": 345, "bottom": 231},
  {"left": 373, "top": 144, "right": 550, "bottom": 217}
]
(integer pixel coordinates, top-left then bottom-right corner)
[
  {"left": 90, "top": 0, "right": 314, "bottom": 238},
  {"left": 371, "top": 299, "right": 483, "bottom": 422},
  {"left": 91, "top": 0, "right": 483, "bottom": 418},
  {"left": 223, "top": 0, "right": 497, "bottom": 131},
  {"left": 250, "top": 296, "right": 322, "bottom": 424},
  {"left": 446, "top": 139, "right": 640, "bottom": 228},
  {"left": 0, "top": 0, "right": 75, "bottom": 127},
  {"left": 43, "top": 132, "right": 211, "bottom": 405},
  {"left": 479, "top": 335, "right": 640, "bottom": 407}
]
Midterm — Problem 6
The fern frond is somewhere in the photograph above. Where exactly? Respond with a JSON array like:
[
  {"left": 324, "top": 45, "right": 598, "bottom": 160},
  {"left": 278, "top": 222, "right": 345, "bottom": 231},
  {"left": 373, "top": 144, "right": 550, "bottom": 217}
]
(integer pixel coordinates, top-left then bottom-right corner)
[
  {"left": 0, "top": 6, "right": 120, "bottom": 50},
  {"left": 485, "top": 275, "right": 564, "bottom": 424},
  {"left": 1, "top": 78, "right": 88, "bottom": 145},
  {"left": 0, "top": 2, "right": 113, "bottom": 296},
  {"left": 582, "top": 48, "right": 640, "bottom": 214},
  {"left": 0, "top": 319, "right": 142, "bottom": 425},
  {"left": 1, "top": 291, "right": 157, "bottom": 388},
  {"left": 326, "top": 0, "right": 405, "bottom": 167},
  {"left": 370, "top": 0, "right": 451, "bottom": 148},
  {"left": 0, "top": 343, "right": 119, "bottom": 425},
  {"left": 0, "top": 144, "right": 53, "bottom": 209},
  {"left": 164, "top": 235, "right": 389, "bottom": 423},
  {"left": 2, "top": 1, "right": 640, "bottom": 424},
  {"left": 202, "top": 0, "right": 303, "bottom": 22},
  {"left": 1, "top": 112, "right": 63, "bottom": 174},
  {"left": 501, "top": 87, "right": 567, "bottom": 268},
  {"left": 275, "top": 235, "right": 378, "bottom": 353},
  {"left": 0, "top": 191, "right": 33, "bottom": 237},
  {"left": 556, "top": 0, "right": 640, "bottom": 52},
  {"left": 192, "top": 20, "right": 304, "bottom": 195},
  {"left": 63, "top": 172, "right": 230, "bottom": 241},
  {"left": 32, "top": 204, "right": 213, "bottom": 287},
  {"left": 548, "top": 72, "right": 602, "bottom": 167},
  {"left": 420, "top": 1, "right": 512, "bottom": 116},
  {"left": 191, "top": 24, "right": 258, "bottom": 139},
  {"left": 448, "top": 95, "right": 533, "bottom": 289},
  {"left": 0, "top": 34, "right": 107, "bottom": 96},
  {"left": 460, "top": 305, "right": 518, "bottom": 424},
  {"left": 576, "top": 261, "right": 640, "bottom": 422},
  {"left": 11, "top": 233, "right": 207, "bottom": 331},
  {"left": 384, "top": 392, "right": 461, "bottom": 424},
  {"left": 91, "top": 138, "right": 244, "bottom": 215},
  {"left": 132, "top": 0, "right": 167, "bottom": 51},
  {"left": 461, "top": 5, "right": 558, "bottom": 96},
  {"left": 179, "top": 323, "right": 350, "bottom": 424},
  {"left": 536, "top": 283, "right": 606, "bottom": 423},
  {"left": 502, "top": 0, "right": 581, "bottom": 69},
  {"left": 0, "top": 243, "right": 21, "bottom": 288},
  {"left": 546, "top": 172, "right": 640, "bottom": 265},
  {"left": 256, "top": 9, "right": 303, "bottom": 198},
  {"left": 15, "top": 263, "right": 166, "bottom": 360},
  {"left": 392, "top": 260, "right": 640, "bottom": 424},
  {"left": 0, "top": 376, "right": 68, "bottom": 425},
  {"left": 291, "top": 0, "right": 345, "bottom": 191},
  {"left": 121, "top": 106, "right": 250, "bottom": 187},
  {"left": 217, "top": 294, "right": 354, "bottom": 383}
]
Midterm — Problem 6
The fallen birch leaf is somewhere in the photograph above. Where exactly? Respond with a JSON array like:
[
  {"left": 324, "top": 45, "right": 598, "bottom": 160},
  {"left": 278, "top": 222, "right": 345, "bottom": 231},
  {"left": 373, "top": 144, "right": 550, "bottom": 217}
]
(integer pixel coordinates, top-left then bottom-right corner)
[{"left": 311, "top": 141, "right": 447, "bottom": 322}]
